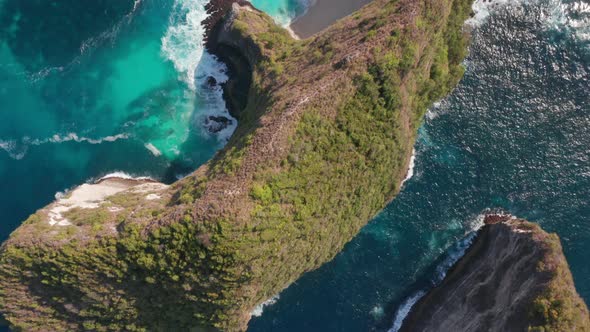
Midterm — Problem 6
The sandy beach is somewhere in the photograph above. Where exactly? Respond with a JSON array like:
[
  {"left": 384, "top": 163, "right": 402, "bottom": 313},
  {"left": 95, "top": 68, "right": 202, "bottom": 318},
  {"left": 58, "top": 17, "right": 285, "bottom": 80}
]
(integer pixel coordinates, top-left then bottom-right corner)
[{"left": 290, "top": 0, "right": 374, "bottom": 38}]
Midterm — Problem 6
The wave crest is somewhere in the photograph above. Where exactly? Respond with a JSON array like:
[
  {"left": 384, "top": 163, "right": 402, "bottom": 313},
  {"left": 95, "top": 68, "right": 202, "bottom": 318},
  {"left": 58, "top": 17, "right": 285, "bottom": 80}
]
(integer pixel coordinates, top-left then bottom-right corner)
[
  {"left": 161, "top": 0, "right": 211, "bottom": 90},
  {"left": 161, "top": 0, "right": 237, "bottom": 142},
  {"left": 468, "top": 0, "right": 590, "bottom": 47},
  {"left": 251, "top": 294, "right": 280, "bottom": 317},
  {"left": 0, "top": 133, "right": 128, "bottom": 160},
  {"left": 388, "top": 217, "right": 484, "bottom": 332}
]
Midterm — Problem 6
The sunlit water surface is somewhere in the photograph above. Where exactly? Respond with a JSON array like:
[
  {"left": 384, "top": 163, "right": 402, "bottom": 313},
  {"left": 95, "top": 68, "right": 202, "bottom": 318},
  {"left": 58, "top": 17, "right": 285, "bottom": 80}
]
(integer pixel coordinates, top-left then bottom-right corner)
[{"left": 0, "top": 0, "right": 588, "bottom": 331}]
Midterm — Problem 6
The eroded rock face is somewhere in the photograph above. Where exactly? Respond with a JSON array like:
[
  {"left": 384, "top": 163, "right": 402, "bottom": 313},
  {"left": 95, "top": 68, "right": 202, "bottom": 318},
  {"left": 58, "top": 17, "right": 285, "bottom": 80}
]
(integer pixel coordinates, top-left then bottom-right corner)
[
  {"left": 204, "top": 115, "right": 234, "bottom": 133},
  {"left": 400, "top": 217, "right": 590, "bottom": 332}
]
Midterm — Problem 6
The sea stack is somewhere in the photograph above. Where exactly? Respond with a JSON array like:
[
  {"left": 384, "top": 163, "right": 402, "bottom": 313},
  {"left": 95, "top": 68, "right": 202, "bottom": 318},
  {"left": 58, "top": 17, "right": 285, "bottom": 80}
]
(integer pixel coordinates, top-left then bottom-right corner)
[
  {"left": 400, "top": 216, "right": 590, "bottom": 332},
  {"left": 0, "top": 0, "right": 472, "bottom": 330}
]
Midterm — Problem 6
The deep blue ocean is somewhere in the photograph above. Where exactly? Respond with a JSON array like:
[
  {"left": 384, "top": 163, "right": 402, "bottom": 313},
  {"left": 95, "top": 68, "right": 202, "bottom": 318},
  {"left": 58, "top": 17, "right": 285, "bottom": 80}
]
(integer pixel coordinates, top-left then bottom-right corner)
[{"left": 0, "top": 0, "right": 589, "bottom": 331}]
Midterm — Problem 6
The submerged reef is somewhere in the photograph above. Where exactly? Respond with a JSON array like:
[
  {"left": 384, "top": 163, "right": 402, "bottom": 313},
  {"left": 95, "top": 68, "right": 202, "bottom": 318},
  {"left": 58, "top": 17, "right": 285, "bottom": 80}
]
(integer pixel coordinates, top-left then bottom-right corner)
[
  {"left": 400, "top": 216, "right": 590, "bottom": 332},
  {"left": 0, "top": 0, "right": 472, "bottom": 330}
]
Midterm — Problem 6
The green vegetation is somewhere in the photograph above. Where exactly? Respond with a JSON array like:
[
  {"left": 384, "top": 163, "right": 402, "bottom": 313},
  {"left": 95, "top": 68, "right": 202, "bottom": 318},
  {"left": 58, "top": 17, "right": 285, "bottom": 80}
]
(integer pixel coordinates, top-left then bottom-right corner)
[
  {"left": 0, "top": 0, "right": 476, "bottom": 331},
  {"left": 528, "top": 233, "right": 590, "bottom": 332}
]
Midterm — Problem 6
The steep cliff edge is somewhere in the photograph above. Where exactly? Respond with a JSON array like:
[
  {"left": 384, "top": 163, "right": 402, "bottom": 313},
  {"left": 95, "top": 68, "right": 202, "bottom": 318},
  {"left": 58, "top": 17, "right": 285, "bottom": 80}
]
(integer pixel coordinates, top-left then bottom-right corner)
[
  {"left": 0, "top": 0, "right": 472, "bottom": 330},
  {"left": 400, "top": 216, "right": 590, "bottom": 332}
]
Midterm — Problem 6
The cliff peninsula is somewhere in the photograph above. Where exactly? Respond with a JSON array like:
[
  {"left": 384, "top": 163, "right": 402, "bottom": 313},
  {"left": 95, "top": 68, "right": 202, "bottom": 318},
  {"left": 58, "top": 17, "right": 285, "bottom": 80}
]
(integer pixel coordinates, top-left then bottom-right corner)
[
  {"left": 0, "top": 0, "right": 473, "bottom": 330},
  {"left": 400, "top": 216, "right": 590, "bottom": 332}
]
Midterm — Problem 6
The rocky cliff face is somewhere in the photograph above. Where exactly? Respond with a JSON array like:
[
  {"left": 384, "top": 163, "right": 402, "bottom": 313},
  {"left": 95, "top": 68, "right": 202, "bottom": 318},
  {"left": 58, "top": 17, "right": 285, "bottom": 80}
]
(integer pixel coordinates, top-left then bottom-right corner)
[
  {"left": 400, "top": 216, "right": 590, "bottom": 332},
  {"left": 0, "top": 0, "right": 472, "bottom": 330}
]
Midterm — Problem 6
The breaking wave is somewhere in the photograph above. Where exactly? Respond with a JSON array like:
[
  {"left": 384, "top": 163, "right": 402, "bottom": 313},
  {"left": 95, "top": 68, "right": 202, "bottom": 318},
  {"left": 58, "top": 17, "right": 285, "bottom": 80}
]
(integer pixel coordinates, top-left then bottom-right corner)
[
  {"left": 251, "top": 295, "right": 281, "bottom": 317},
  {"left": 468, "top": 0, "right": 589, "bottom": 47},
  {"left": 388, "top": 216, "right": 484, "bottom": 332},
  {"left": 388, "top": 291, "right": 426, "bottom": 332},
  {"left": 0, "top": 133, "right": 129, "bottom": 160},
  {"left": 38, "top": 133, "right": 129, "bottom": 145},
  {"left": 401, "top": 149, "right": 417, "bottom": 186},
  {"left": 161, "top": 0, "right": 237, "bottom": 142},
  {"left": 98, "top": 171, "right": 155, "bottom": 182},
  {"left": 161, "top": 0, "right": 213, "bottom": 89}
]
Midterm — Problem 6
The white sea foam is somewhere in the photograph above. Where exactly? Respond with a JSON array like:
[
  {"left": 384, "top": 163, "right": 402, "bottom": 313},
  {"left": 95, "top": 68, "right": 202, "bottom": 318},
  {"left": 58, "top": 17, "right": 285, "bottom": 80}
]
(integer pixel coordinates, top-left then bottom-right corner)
[
  {"left": 161, "top": 0, "right": 238, "bottom": 143},
  {"left": 388, "top": 218, "right": 484, "bottom": 331},
  {"left": 434, "top": 230, "right": 479, "bottom": 281},
  {"left": 401, "top": 149, "right": 417, "bottom": 186},
  {"left": 25, "top": 133, "right": 128, "bottom": 145},
  {"left": 544, "top": 0, "right": 590, "bottom": 43},
  {"left": 43, "top": 133, "right": 128, "bottom": 145},
  {"left": 466, "top": 0, "right": 513, "bottom": 27},
  {"left": 99, "top": 171, "right": 155, "bottom": 182},
  {"left": 388, "top": 291, "right": 427, "bottom": 332},
  {"left": 0, "top": 139, "right": 26, "bottom": 160},
  {"left": 467, "top": 0, "right": 590, "bottom": 45},
  {"left": 144, "top": 143, "right": 163, "bottom": 156},
  {"left": 425, "top": 101, "right": 445, "bottom": 120},
  {"left": 132, "top": 0, "right": 143, "bottom": 12},
  {"left": 194, "top": 52, "right": 237, "bottom": 143},
  {"left": 0, "top": 133, "right": 128, "bottom": 160},
  {"left": 370, "top": 305, "right": 385, "bottom": 319},
  {"left": 54, "top": 190, "right": 69, "bottom": 200},
  {"left": 251, "top": 294, "right": 280, "bottom": 317},
  {"left": 162, "top": 0, "right": 212, "bottom": 90}
]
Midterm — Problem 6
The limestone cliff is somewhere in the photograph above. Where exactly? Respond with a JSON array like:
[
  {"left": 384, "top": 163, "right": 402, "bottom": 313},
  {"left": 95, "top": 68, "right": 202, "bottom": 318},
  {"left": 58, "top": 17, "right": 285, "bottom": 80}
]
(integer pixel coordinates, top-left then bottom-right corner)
[
  {"left": 400, "top": 216, "right": 590, "bottom": 332},
  {"left": 0, "top": 0, "right": 472, "bottom": 330}
]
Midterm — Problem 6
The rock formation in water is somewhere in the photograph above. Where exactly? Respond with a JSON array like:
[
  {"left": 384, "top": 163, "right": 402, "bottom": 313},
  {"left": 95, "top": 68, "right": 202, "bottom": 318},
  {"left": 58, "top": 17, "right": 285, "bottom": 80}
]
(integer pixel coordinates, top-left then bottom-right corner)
[
  {"left": 400, "top": 216, "right": 590, "bottom": 332},
  {"left": 0, "top": 0, "right": 472, "bottom": 330}
]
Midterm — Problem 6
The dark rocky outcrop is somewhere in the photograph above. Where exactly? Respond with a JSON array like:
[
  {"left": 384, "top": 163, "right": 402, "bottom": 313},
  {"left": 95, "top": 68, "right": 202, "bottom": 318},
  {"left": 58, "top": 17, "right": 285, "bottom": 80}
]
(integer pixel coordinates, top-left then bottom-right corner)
[
  {"left": 205, "top": 115, "right": 234, "bottom": 134},
  {"left": 400, "top": 216, "right": 590, "bottom": 332}
]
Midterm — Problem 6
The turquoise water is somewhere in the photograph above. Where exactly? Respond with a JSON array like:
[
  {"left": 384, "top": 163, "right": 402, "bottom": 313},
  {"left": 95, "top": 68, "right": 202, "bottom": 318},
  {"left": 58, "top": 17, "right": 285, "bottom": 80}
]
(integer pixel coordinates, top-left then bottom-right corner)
[
  {"left": 0, "top": 0, "right": 238, "bottom": 242},
  {"left": 1, "top": 0, "right": 589, "bottom": 331},
  {"left": 249, "top": 0, "right": 309, "bottom": 26},
  {"left": 0, "top": 0, "right": 304, "bottom": 239}
]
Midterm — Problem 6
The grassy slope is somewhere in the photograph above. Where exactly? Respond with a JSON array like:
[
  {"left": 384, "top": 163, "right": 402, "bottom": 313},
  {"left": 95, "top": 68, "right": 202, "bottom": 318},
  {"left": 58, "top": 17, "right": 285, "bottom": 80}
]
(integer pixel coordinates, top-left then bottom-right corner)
[
  {"left": 524, "top": 221, "right": 590, "bottom": 331},
  {"left": 0, "top": 0, "right": 472, "bottom": 330}
]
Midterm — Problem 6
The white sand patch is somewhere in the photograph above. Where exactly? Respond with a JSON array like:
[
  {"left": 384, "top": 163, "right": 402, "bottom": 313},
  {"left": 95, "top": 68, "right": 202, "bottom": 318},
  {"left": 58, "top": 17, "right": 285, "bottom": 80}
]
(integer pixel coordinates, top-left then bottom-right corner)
[
  {"left": 145, "top": 194, "right": 161, "bottom": 200},
  {"left": 49, "top": 206, "right": 73, "bottom": 226},
  {"left": 131, "top": 182, "right": 169, "bottom": 193},
  {"left": 47, "top": 179, "right": 137, "bottom": 226},
  {"left": 108, "top": 206, "right": 124, "bottom": 213}
]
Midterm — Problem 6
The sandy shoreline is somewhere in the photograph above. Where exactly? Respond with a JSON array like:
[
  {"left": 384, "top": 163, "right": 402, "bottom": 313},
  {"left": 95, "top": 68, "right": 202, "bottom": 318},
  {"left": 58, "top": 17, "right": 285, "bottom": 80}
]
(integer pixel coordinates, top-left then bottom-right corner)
[
  {"left": 46, "top": 176, "right": 167, "bottom": 227},
  {"left": 290, "top": 0, "right": 374, "bottom": 38}
]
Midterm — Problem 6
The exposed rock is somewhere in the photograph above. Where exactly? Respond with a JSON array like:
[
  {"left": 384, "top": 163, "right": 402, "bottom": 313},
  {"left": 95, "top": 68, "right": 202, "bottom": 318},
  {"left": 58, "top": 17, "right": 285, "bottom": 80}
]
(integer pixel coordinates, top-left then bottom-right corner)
[
  {"left": 206, "top": 76, "right": 218, "bottom": 87},
  {"left": 400, "top": 217, "right": 590, "bottom": 332},
  {"left": 205, "top": 115, "right": 233, "bottom": 133}
]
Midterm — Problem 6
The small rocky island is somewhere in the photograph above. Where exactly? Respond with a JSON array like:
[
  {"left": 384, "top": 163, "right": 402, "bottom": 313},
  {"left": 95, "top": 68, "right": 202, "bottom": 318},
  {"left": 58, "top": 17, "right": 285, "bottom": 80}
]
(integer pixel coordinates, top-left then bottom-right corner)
[
  {"left": 0, "top": 0, "right": 474, "bottom": 330},
  {"left": 400, "top": 216, "right": 590, "bottom": 332}
]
